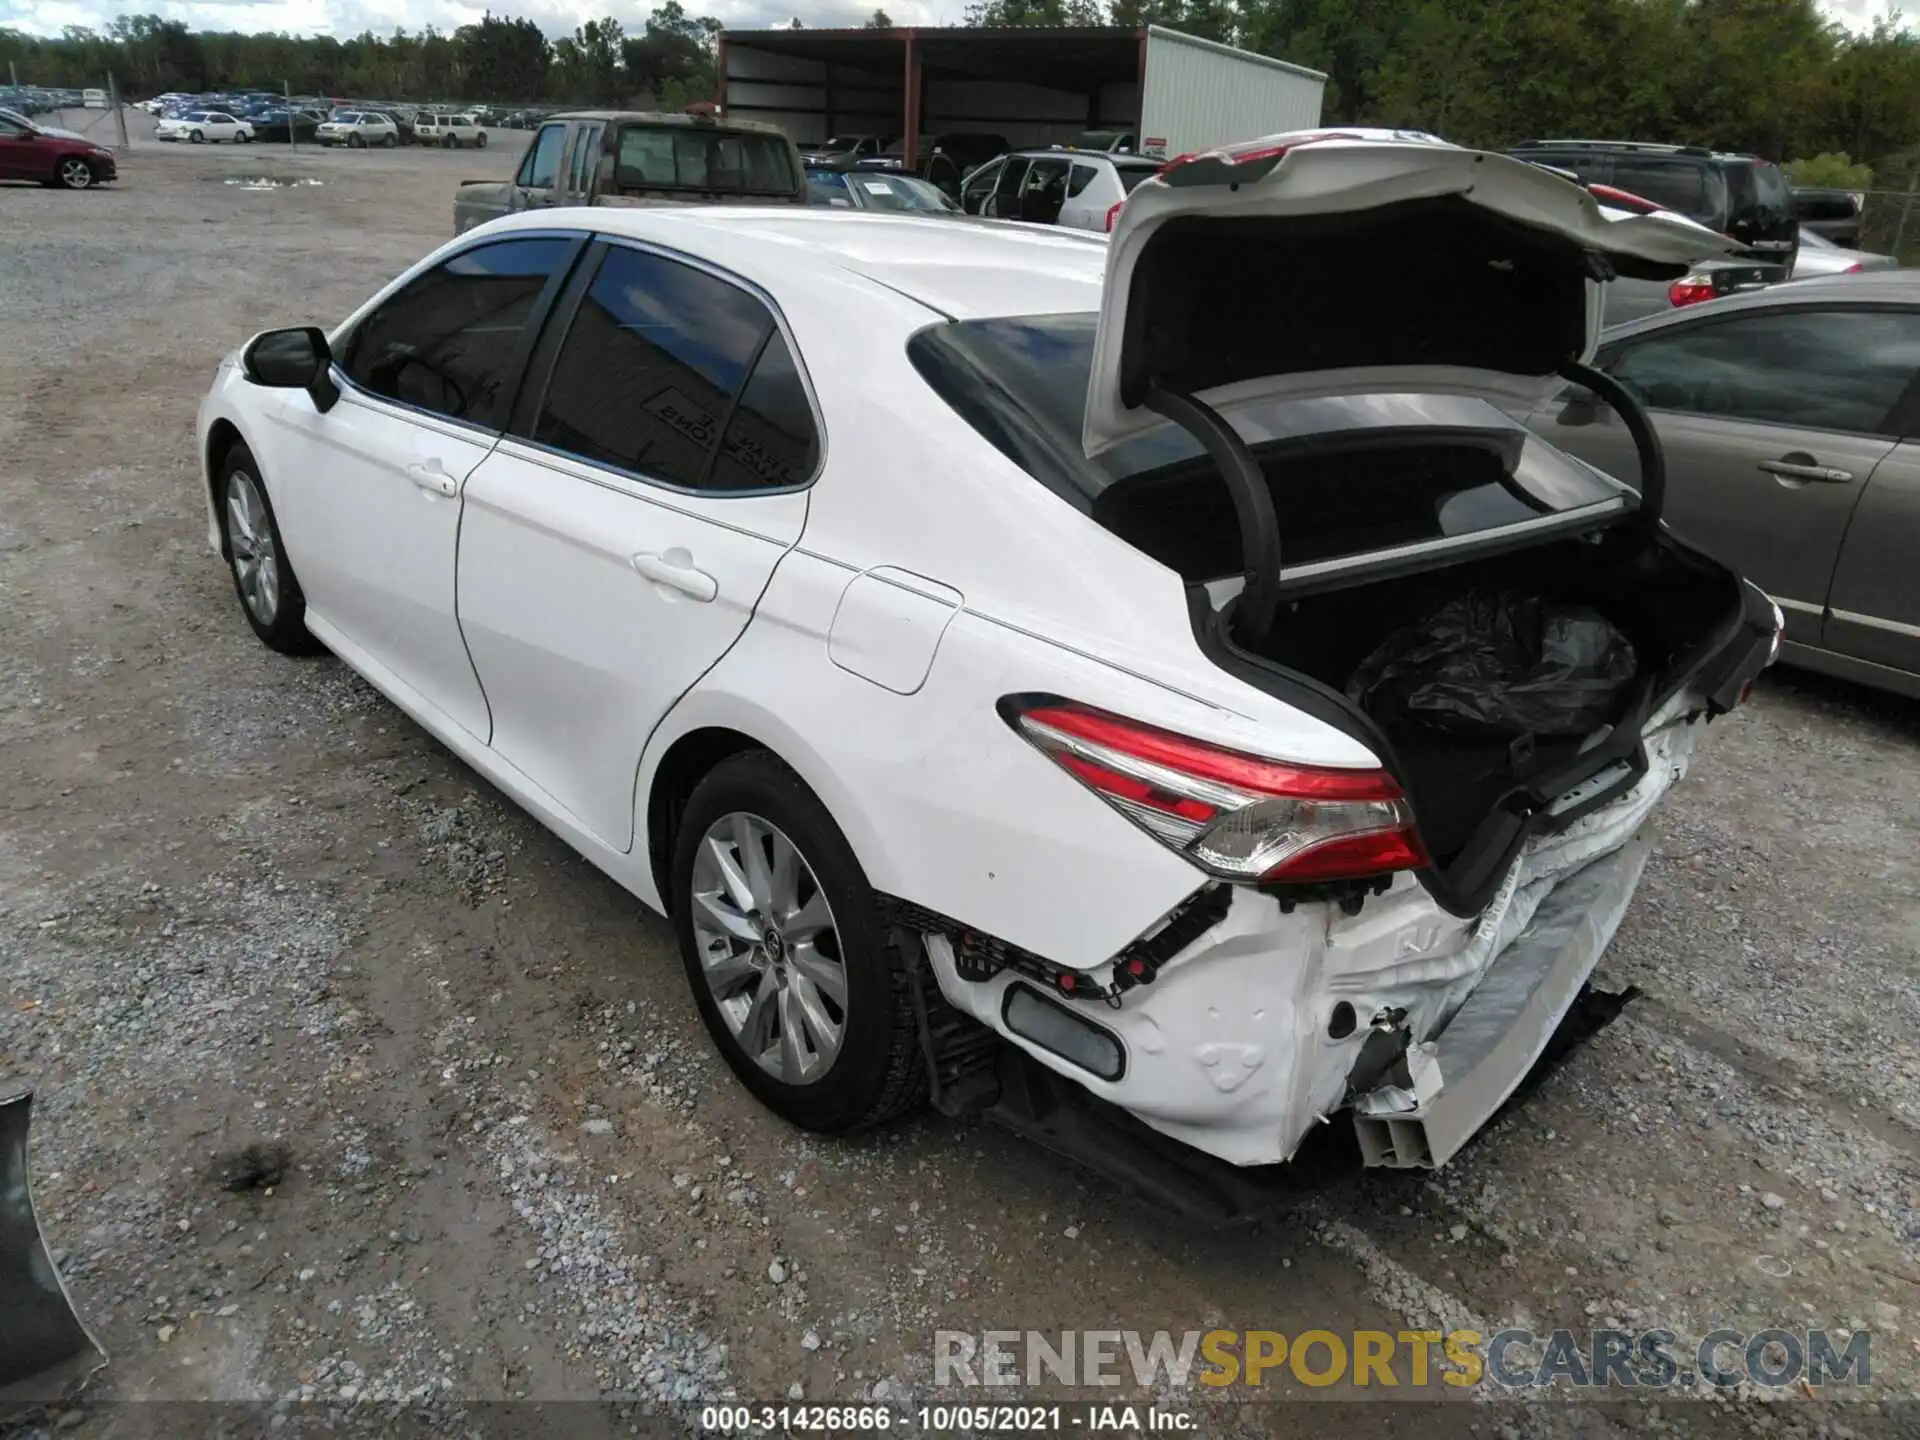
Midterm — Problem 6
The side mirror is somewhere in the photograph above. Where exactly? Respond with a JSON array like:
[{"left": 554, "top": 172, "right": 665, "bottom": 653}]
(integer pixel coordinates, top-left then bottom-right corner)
[{"left": 242, "top": 326, "right": 339, "bottom": 413}]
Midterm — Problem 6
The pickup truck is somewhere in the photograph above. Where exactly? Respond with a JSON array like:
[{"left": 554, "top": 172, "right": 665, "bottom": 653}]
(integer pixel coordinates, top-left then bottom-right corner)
[{"left": 454, "top": 110, "right": 807, "bottom": 234}]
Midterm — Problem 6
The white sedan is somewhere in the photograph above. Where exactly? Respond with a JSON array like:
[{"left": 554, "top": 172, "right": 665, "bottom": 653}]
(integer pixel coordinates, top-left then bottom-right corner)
[
  {"left": 195, "top": 131, "right": 1780, "bottom": 1191},
  {"left": 156, "top": 109, "right": 252, "bottom": 144}
]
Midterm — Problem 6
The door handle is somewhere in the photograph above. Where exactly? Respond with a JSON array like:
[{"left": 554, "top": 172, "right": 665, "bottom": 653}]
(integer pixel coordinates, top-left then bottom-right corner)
[
  {"left": 406, "top": 462, "right": 458, "bottom": 498},
  {"left": 1758, "top": 456, "right": 1853, "bottom": 485},
  {"left": 631, "top": 549, "right": 718, "bottom": 602}
]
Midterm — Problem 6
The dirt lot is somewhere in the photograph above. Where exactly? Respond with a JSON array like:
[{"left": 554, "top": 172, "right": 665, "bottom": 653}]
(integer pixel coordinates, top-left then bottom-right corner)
[{"left": 1, "top": 121, "right": 1917, "bottom": 1438}]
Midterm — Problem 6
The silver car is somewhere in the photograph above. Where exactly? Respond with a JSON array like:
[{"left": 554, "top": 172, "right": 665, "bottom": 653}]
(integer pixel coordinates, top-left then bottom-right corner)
[
  {"left": 1525, "top": 272, "right": 1920, "bottom": 696},
  {"left": 1792, "top": 226, "right": 1897, "bottom": 279}
]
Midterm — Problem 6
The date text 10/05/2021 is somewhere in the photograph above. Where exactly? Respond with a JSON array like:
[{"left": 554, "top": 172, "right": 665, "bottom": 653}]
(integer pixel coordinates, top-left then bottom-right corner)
[{"left": 699, "top": 1405, "right": 1193, "bottom": 1433}]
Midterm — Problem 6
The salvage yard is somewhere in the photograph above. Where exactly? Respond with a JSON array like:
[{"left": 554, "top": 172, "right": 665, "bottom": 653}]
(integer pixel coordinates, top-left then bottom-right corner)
[{"left": 1, "top": 130, "right": 1918, "bottom": 1438}]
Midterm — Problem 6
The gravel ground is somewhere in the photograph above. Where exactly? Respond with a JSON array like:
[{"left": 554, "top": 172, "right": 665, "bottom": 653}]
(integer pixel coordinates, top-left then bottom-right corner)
[{"left": 0, "top": 116, "right": 1916, "bottom": 1438}]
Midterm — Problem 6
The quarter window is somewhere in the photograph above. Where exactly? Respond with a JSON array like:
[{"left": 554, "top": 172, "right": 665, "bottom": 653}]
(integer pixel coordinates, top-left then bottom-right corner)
[
  {"left": 342, "top": 237, "right": 574, "bottom": 430},
  {"left": 532, "top": 245, "right": 816, "bottom": 491},
  {"left": 709, "top": 331, "right": 818, "bottom": 490},
  {"left": 518, "top": 123, "right": 567, "bottom": 189},
  {"left": 1066, "top": 163, "right": 1097, "bottom": 199},
  {"left": 1609, "top": 309, "right": 1920, "bottom": 435}
]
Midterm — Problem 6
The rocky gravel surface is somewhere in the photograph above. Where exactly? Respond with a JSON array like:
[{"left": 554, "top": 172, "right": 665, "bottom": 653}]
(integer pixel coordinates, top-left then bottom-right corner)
[{"left": 0, "top": 120, "right": 1915, "bottom": 1438}]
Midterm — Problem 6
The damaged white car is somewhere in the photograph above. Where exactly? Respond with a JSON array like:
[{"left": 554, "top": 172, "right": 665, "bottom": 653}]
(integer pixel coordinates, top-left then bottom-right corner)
[{"left": 195, "top": 129, "right": 1781, "bottom": 1212}]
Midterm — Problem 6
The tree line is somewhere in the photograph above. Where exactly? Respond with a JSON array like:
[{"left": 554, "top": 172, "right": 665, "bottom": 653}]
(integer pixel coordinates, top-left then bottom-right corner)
[{"left": 4, "top": 0, "right": 1916, "bottom": 181}]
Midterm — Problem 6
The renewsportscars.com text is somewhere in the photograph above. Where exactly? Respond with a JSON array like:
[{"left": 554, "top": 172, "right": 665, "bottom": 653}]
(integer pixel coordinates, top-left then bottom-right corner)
[{"left": 934, "top": 1328, "right": 1873, "bottom": 1391}]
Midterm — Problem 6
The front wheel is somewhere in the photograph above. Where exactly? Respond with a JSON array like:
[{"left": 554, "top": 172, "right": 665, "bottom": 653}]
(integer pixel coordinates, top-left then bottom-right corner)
[
  {"left": 672, "top": 752, "right": 927, "bottom": 1133},
  {"left": 189, "top": 129, "right": 204, "bottom": 144},
  {"left": 349, "top": 133, "right": 364, "bottom": 149},
  {"left": 237, "top": 131, "right": 251, "bottom": 143},
  {"left": 219, "top": 444, "right": 321, "bottom": 656},
  {"left": 55, "top": 157, "right": 94, "bottom": 189}
]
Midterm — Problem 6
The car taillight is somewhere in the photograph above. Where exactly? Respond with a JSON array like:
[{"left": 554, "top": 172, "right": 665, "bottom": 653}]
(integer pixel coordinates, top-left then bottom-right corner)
[
  {"left": 1842, "top": 262, "right": 1863, "bottom": 274},
  {"left": 1007, "top": 700, "right": 1427, "bottom": 884},
  {"left": 1104, "top": 201, "right": 1123, "bottom": 232},
  {"left": 1668, "top": 273, "right": 1719, "bottom": 307}
]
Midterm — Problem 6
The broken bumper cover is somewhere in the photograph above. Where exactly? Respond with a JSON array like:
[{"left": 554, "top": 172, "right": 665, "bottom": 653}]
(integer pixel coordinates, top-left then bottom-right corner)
[
  {"left": 0, "top": 1089, "right": 107, "bottom": 1418},
  {"left": 1352, "top": 834, "right": 1649, "bottom": 1167},
  {"left": 925, "top": 706, "right": 1697, "bottom": 1168}
]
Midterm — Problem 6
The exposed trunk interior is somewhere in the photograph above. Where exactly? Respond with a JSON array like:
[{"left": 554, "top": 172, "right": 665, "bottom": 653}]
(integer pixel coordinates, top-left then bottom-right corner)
[{"left": 1240, "top": 529, "right": 1743, "bottom": 868}]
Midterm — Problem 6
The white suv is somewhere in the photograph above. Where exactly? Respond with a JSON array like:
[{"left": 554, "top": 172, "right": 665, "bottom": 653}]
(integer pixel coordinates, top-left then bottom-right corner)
[
  {"left": 415, "top": 113, "right": 488, "bottom": 149},
  {"left": 316, "top": 111, "right": 398, "bottom": 149},
  {"left": 961, "top": 147, "right": 1163, "bottom": 232}
]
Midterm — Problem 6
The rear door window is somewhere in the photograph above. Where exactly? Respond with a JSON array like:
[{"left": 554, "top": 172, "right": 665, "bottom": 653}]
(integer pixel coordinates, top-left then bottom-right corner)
[
  {"left": 343, "top": 236, "right": 577, "bottom": 430},
  {"left": 1608, "top": 308, "right": 1920, "bottom": 436},
  {"left": 530, "top": 245, "right": 808, "bottom": 491}
]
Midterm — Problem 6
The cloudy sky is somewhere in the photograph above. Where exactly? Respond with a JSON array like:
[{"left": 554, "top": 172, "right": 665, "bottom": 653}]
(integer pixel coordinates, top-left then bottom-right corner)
[{"left": 0, "top": 0, "right": 1891, "bottom": 38}]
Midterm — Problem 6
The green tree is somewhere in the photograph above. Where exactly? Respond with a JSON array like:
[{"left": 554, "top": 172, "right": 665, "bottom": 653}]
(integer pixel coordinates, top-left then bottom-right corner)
[
  {"left": 866, "top": 9, "right": 894, "bottom": 26},
  {"left": 1785, "top": 151, "right": 1874, "bottom": 188},
  {"left": 453, "top": 13, "right": 550, "bottom": 104}
]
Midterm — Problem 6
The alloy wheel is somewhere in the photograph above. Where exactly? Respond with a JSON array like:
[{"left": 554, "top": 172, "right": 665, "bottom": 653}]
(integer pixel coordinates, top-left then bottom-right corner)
[
  {"left": 690, "top": 812, "right": 848, "bottom": 1085},
  {"left": 57, "top": 159, "right": 91, "bottom": 189},
  {"left": 225, "top": 471, "right": 280, "bottom": 625}
]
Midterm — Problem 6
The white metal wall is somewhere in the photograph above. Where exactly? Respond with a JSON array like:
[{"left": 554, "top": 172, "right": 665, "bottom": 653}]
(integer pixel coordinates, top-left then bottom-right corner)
[{"left": 1138, "top": 25, "right": 1325, "bottom": 158}]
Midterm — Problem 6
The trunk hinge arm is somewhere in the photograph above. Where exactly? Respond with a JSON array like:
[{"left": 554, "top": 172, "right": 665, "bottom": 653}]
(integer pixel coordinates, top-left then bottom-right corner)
[
  {"left": 1144, "top": 383, "right": 1282, "bottom": 648},
  {"left": 1558, "top": 360, "right": 1666, "bottom": 527}
]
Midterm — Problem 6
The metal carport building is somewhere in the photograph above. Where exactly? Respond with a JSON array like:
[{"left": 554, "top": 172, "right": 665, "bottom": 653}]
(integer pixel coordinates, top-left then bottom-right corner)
[{"left": 716, "top": 24, "right": 1326, "bottom": 170}]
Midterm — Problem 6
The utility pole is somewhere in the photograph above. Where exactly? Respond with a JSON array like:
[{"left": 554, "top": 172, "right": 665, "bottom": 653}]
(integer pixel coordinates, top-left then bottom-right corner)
[
  {"left": 109, "top": 73, "right": 130, "bottom": 148},
  {"left": 8, "top": 62, "right": 18, "bottom": 90},
  {"left": 285, "top": 78, "right": 296, "bottom": 153}
]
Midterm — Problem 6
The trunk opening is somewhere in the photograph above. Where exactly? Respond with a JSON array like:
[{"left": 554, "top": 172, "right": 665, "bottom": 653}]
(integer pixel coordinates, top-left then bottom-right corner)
[{"left": 1236, "top": 528, "right": 1742, "bottom": 874}]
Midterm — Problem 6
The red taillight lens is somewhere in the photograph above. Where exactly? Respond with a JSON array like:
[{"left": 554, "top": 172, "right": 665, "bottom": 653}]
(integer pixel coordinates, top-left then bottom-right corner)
[
  {"left": 1104, "top": 200, "right": 1123, "bottom": 232},
  {"left": 1842, "top": 262, "right": 1863, "bottom": 274},
  {"left": 1009, "top": 701, "right": 1428, "bottom": 884},
  {"left": 1668, "top": 275, "right": 1719, "bottom": 307}
]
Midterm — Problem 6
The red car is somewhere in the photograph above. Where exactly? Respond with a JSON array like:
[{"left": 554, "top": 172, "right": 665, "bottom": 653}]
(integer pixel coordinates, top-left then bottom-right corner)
[{"left": 0, "top": 109, "right": 118, "bottom": 189}]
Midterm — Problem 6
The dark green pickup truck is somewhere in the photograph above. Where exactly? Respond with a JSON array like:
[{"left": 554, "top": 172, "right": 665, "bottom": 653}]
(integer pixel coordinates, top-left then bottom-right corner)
[{"left": 454, "top": 110, "right": 806, "bottom": 234}]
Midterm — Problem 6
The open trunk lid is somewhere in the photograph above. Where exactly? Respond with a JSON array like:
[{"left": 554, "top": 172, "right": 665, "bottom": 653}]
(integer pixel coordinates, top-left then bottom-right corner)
[{"left": 1083, "top": 128, "right": 1741, "bottom": 458}]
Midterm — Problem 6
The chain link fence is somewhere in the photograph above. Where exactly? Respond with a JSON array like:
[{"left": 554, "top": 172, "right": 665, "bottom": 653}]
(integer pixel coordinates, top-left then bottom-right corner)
[{"left": 1856, "top": 188, "right": 1920, "bottom": 262}]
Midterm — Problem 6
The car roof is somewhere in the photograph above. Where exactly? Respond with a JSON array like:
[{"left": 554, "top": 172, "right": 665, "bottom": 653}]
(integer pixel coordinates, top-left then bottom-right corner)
[
  {"left": 476, "top": 207, "right": 1108, "bottom": 319},
  {"left": 1510, "top": 139, "right": 1768, "bottom": 165},
  {"left": 1604, "top": 270, "right": 1920, "bottom": 341}
]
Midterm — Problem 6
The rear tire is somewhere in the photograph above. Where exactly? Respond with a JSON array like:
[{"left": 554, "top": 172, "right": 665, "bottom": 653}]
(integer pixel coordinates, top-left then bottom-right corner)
[
  {"left": 217, "top": 443, "right": 321, "bottom": 656},
  {"left": 671, "top": 751, "right": 927, "bottom": 1133},
  {"left": 476, "top": 132, "right": 487, "bottom": 149},
  {"left": 382, "top": 133, "right": 396, "bottom": 149}
]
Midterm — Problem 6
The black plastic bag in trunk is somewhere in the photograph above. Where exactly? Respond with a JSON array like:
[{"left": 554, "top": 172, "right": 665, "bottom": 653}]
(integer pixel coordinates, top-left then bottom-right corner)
[{"left": 1346, "top": 590, "right": 1639, "bottom": 741}]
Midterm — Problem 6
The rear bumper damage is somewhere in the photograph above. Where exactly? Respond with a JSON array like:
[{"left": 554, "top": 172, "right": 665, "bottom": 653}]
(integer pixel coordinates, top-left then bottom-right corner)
[{"left": 923, "top": 701, "right": 1700, "bottom": 1172}]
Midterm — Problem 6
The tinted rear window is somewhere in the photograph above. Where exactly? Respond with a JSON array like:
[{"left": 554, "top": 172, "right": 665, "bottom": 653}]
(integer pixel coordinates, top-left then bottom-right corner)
[
  {"left": 908, "top": 313, "right": 1625, "bottom": 580},
  {"left": 1609, "top": 157, "right": 1723, "bottom": 224},
  {"left": 614, "top": 126, "right": 797, "bottom": 196},
  {"left": 1116, "top": 163, "right": 1160, "bottom": 193}
]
